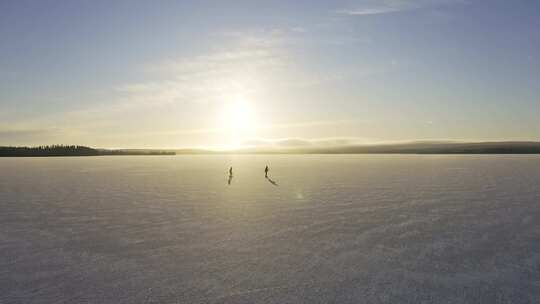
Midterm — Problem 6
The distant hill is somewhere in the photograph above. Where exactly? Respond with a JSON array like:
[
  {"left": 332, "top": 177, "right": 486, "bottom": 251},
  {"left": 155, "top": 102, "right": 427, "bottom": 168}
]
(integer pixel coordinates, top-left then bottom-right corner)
[
  {"left": 0, "top": 145, "right": 175, "bottom": 157},
  {"left": 282, "top": 141, "right": 540, "bottom": 154},
  {"left": 174, "top": 141, "right": 540, "bottom": 154}
]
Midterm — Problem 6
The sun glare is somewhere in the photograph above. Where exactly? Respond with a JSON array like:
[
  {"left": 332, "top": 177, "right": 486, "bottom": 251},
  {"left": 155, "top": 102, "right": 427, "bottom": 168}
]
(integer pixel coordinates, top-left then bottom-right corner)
[
  {"left": 223, "top": 100, "right": 257, "bottom": 133},
  {"left": 219, "top": 99, "right": 258, "bottom": 148}
]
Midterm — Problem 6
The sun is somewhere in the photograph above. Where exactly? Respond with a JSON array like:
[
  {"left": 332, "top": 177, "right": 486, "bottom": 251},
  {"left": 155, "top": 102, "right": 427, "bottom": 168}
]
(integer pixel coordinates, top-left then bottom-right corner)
[
  {"left": 219, "top": 99, "right": 258, "bottom": 149},
  {"left": 223, "top": 100, "right": 257, "bottom": 133}
]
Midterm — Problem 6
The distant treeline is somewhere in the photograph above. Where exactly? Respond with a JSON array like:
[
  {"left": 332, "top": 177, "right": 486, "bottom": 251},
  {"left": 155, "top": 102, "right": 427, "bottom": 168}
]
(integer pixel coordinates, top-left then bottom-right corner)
[
  {"left": 4, "top": 142, "right": 540, "bottom": 156},
  {"left": 0, "top": 145, "right": 99, "bottom": 157},
  {"left": 0, "top": 145, "right": 175, "bottom": 157},
  {"left": 102, "top": 149, "right": 175, "bottom": 156},
  {"left": 170, "top": 141, "right": 540, "bottom": 154}
]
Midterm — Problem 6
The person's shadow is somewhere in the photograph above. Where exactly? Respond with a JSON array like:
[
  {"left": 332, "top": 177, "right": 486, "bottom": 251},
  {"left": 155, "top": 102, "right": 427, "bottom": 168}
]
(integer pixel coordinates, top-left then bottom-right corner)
[
  {"left": 228, "top": 174, "right": 233, "bottom": 185},
  {"left": 266, "top": 176, "right": 278, "bottom": 186}
]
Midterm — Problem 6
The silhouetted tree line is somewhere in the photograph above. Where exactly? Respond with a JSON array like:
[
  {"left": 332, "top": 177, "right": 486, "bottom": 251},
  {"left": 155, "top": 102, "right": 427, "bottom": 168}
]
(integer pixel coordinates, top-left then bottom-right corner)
[
  {"left": 0, "top": 145, "right": 99, "bottom": 157},
  {"left": 0, "top": 145, "right": 175, "bottom": 157},
  {"left": 103, "top": 149, "right": 175, "bottom": 156}
]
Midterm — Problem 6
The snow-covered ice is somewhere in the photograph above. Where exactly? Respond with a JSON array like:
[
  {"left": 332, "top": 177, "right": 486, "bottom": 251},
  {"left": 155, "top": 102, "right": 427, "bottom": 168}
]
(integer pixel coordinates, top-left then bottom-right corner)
[{"left": 1, "top": 155, "right": 540, "bottom": 303}]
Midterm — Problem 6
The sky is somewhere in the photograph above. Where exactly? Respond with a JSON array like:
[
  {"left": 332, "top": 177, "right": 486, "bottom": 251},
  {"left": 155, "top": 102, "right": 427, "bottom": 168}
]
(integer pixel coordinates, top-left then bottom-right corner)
[{"left": 1, "top": 0, "right": 540, "bottom": 149}]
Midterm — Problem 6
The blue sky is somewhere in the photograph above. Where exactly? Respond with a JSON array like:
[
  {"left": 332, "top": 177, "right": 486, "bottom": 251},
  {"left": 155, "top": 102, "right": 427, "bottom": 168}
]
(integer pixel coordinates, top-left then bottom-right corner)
[{"left": 1, "top": 0, "right": 539, "bottom": 148}]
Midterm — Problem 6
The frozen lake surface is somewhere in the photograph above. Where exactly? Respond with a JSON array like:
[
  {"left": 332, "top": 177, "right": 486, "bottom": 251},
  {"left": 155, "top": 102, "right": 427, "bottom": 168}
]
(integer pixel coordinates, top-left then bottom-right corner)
[{"left": 1, "top": 155, "right": 540, "bottom": 303}]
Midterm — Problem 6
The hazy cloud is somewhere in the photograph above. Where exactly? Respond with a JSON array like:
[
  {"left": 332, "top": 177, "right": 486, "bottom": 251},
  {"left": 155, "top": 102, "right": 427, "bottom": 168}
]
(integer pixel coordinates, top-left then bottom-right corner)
[
  {"left": 114, "top": 31, "right": 290, "bottom": 109},
  {"left": 337, "top": 7, "right": 403, "bottom": 16},
  {"left": 0, "top": 128, "right": 59, "bottom": 145},
  {"left": 337, "top": 0, "right": 468, "bottom": 16},
  {"left": 241, "top": 137, "right": 368, "bottom": 148}
]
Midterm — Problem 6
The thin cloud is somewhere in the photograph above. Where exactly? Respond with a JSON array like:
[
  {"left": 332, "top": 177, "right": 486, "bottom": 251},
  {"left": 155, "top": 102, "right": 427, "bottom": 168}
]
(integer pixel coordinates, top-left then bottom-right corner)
[
  {"left": 337, "top": 0, "right": 468, "bottom": 16},
  {"left": 241, "top": 137, "right": 371, "bottom": 148},
  {"left": 110, "top": 120, "right": 356, "bottom": 138},
  {"left": 0, "top": 128, "right": 61, "bottom": 145},
  {"left": 114, "top": 32, "right": 289, "bottom": 108},
  {"left": 336, "top": 7, "right": 403, "bottom": 16},
  {"left": 262, "top": 119, "right": 355, "bottom": 130}
]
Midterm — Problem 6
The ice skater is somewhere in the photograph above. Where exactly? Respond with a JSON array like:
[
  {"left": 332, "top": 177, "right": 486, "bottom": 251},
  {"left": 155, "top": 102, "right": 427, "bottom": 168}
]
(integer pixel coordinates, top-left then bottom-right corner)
[{"left": 228, "top": 167, "right": 233, "bottom": 185}]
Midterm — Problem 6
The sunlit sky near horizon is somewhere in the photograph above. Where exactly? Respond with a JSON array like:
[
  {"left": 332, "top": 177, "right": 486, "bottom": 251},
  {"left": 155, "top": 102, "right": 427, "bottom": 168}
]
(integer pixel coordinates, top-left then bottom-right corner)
[{"left": 1, "top": 0, "right": 540, "bottom": 149}]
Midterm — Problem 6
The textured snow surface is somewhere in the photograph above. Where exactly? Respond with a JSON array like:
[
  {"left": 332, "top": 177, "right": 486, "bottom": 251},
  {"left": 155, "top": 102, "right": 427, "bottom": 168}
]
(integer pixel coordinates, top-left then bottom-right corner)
[{"left": 1, "top": 155, "right": 540, "bottom": 303}]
